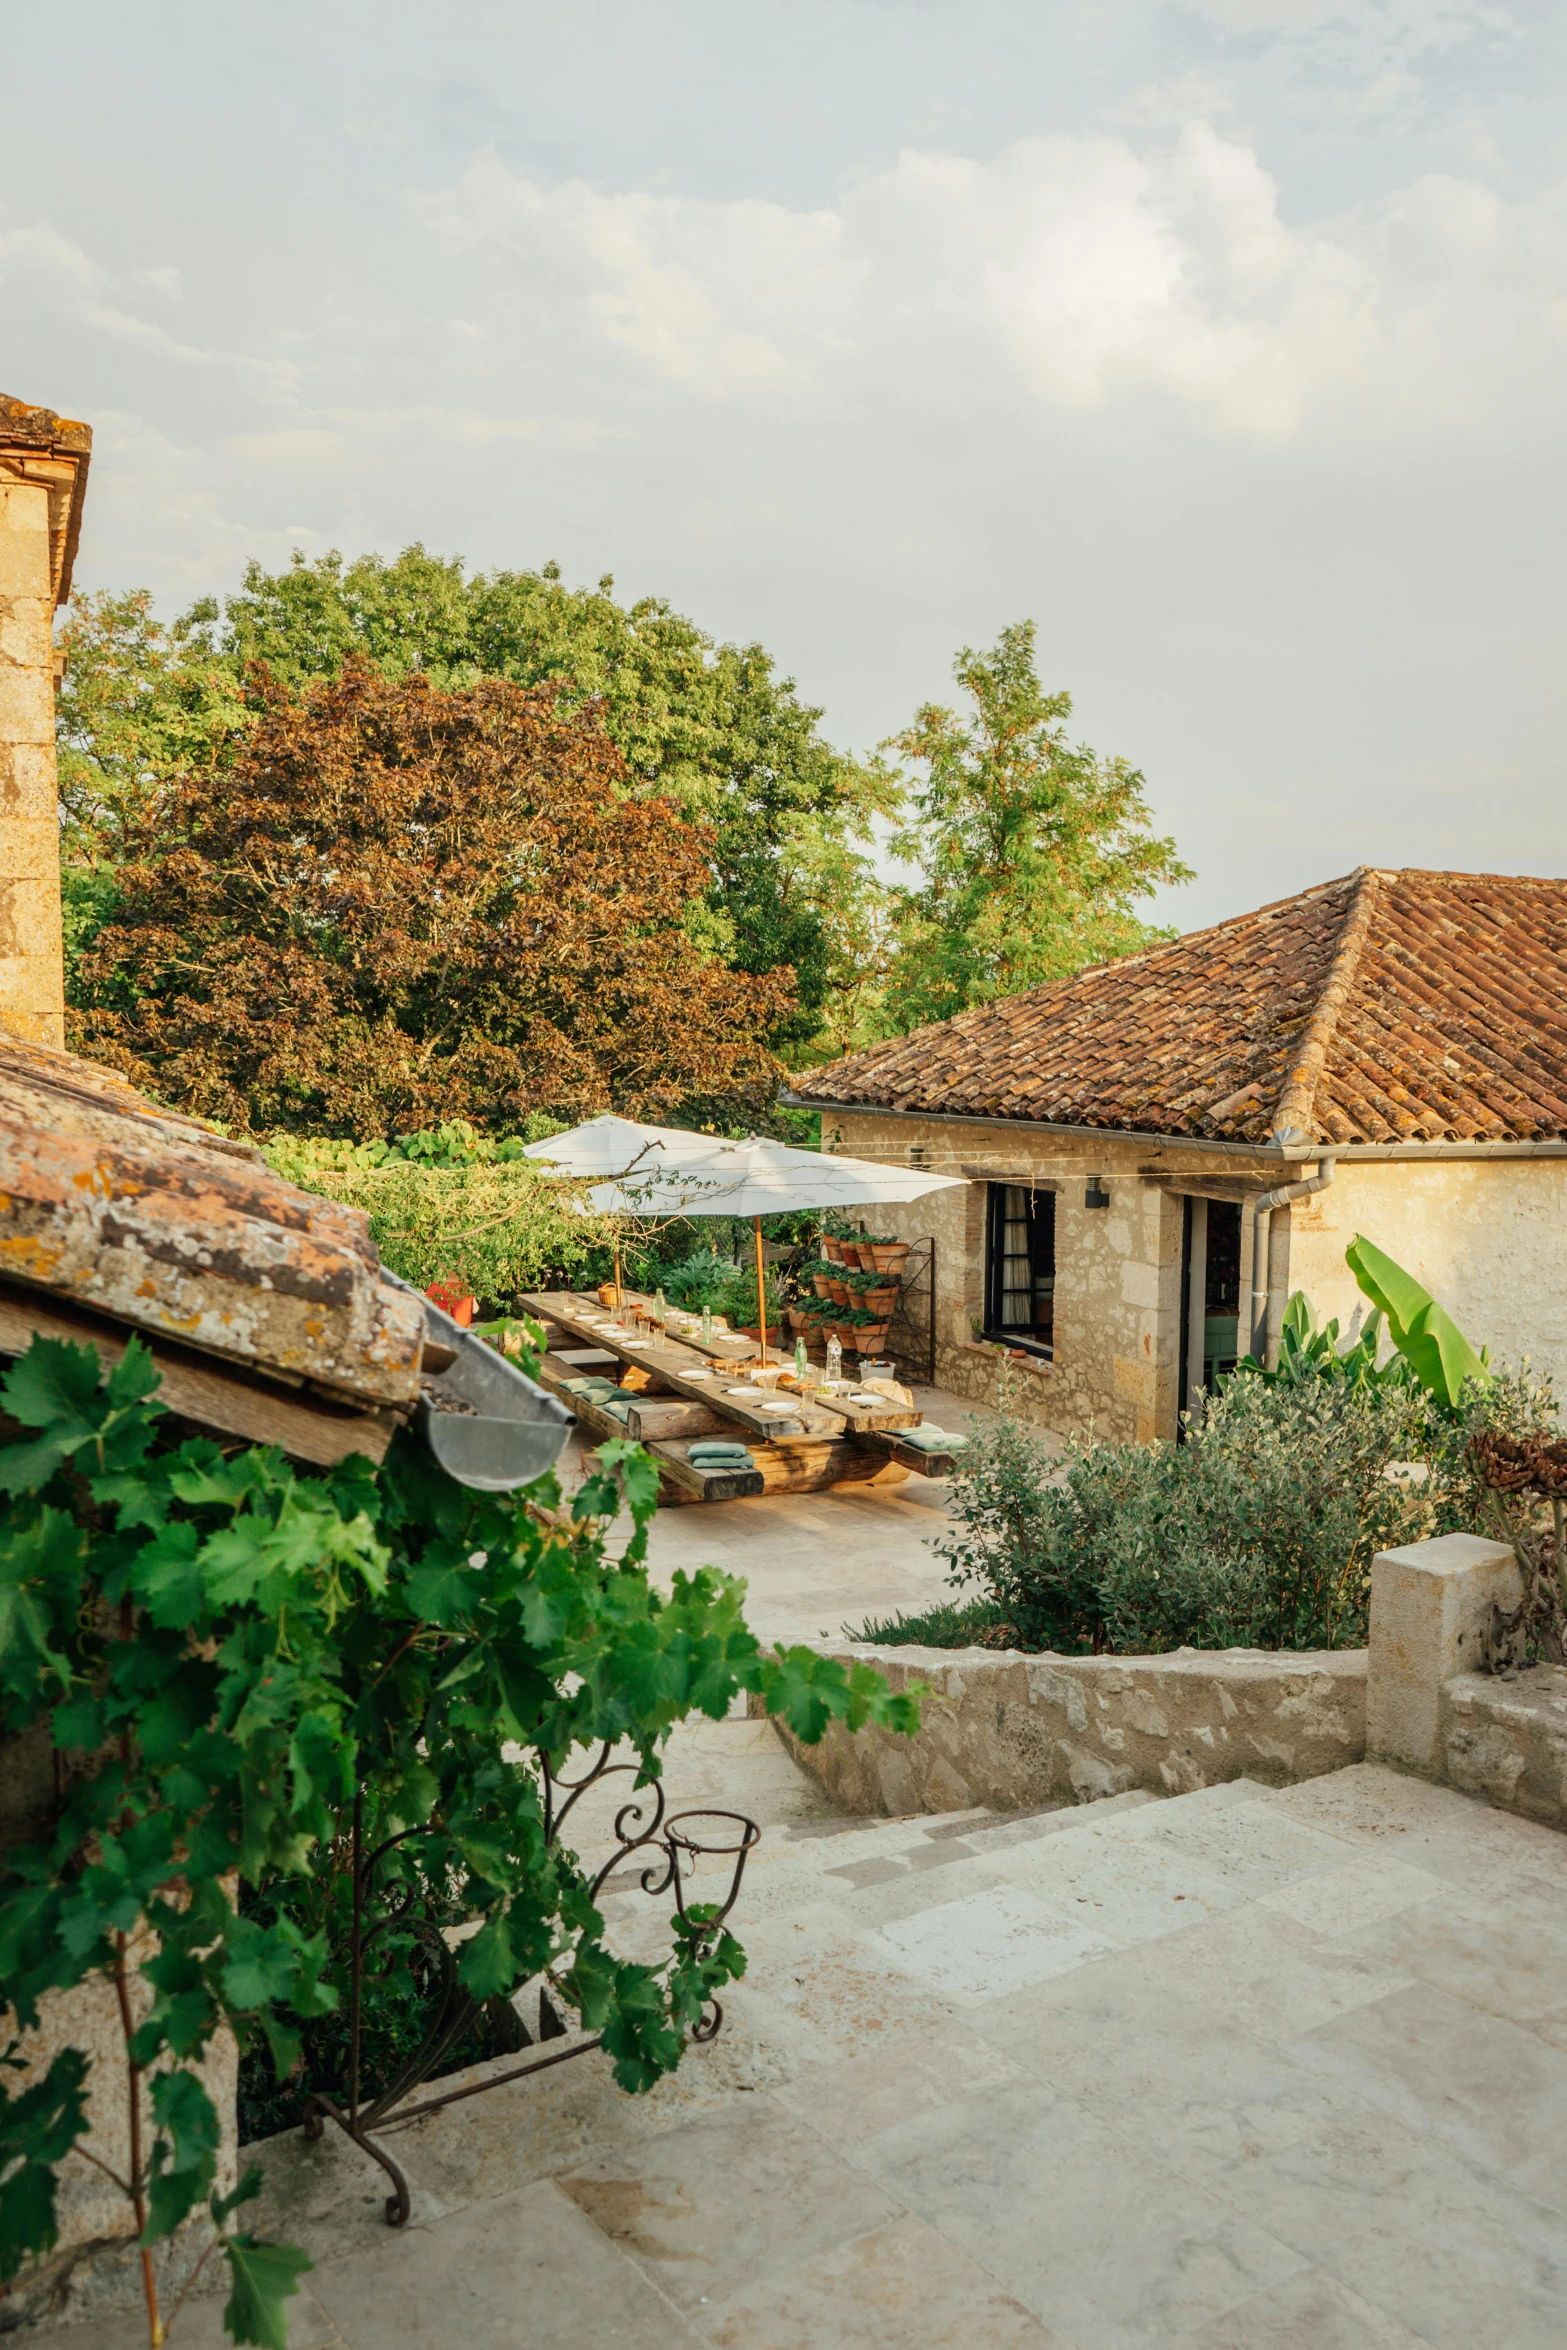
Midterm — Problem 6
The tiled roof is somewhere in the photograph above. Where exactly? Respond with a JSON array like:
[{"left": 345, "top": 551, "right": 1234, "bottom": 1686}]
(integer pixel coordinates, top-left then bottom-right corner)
[{"left": 798, "top": 869, "right": 1567, "bottom": 1147}]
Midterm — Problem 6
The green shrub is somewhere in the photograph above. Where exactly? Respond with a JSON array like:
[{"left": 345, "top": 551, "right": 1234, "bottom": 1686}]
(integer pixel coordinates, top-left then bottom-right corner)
[
  {"left": 713, "top": 1266, "right": 785, "bottom": 1330},
  {"left": 661, "top": 1248, "right": 734, "bottom": 1312},
  {"left": 843, "top": 1595, "right": 1010, "bottom": 1648},
  {"left": 262, "top": 1128, "right": 615, "bottom": 1308},
  {"left": 937, "top": 1352, "right": 1560, "bottom": 1656}
]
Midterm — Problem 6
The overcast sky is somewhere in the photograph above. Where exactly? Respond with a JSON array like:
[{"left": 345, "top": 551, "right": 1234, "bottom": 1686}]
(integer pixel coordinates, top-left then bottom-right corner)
[{"left": 5, "top": 0, "right": 1565, "bottom": 928}]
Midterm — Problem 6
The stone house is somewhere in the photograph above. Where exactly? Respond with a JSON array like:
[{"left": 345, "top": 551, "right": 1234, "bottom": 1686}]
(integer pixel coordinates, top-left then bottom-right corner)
[{"left": 789, "top": 867, "right": 1567, "bottom": 1443}]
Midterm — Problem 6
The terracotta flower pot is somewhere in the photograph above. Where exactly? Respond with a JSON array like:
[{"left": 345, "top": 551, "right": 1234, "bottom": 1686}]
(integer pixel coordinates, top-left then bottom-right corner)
[
  {"left": 857, "top": 1325, "right": 890, "bottom": 1351},
  {"left": 821, "top": 1235, "right": 844, "bottom": 1263},
  {"left": 869, "top": 1243, "right": 909, "bottom": 1274},
  {"left": 863, "top": 1285, "right": 898, "bottom": 1315},
  {"left": 826, "top": 1280, "right": 849, "bottom": 1305},
  {"left": 813, "top": 1274, "right": 835, "bottom": 1299}
]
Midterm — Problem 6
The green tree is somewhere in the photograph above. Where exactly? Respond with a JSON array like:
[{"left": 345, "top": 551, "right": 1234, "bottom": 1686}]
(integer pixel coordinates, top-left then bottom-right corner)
[
  {"left": 880, "top": 621, "right": 1190, "bottom": 1031},
  {"left": 54, "top": 592, "right": 253, "bottom": 997},
  {"left": 56, "top": 589, "right": 251, "bottom": 864},
  {"left": 65, "top": 547, "right": 889, "bottom": 1054},
  {"left": 72, "top": 662, "right": 787, "bottom": 1139}
]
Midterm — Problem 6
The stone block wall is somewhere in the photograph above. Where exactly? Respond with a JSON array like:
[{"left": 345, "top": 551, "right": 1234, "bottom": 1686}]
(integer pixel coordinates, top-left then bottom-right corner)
[
  {"left": 757, "top": 1641, "right": 1368, "bottom": 1814},
  {"left": 0, "top": 396, "right": 91, "bottom": 1052},
  {"left": 822, "top": 1109, "right": 1257, "bottom": 1445}
]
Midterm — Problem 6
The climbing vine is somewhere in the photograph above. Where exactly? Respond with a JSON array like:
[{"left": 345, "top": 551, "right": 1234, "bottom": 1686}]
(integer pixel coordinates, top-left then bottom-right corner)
[{"left": 0, "top": 1337, "right": 917, "bottom": 2344}]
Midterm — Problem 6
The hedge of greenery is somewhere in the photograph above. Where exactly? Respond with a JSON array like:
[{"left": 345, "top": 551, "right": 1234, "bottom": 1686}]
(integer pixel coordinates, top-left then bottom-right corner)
[{"left": 855, "top": 1251, "right": 1561, "bottom": 1658}]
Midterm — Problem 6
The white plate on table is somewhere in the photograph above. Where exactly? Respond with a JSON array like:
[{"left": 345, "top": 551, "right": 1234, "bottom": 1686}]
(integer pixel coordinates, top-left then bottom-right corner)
[
  {"left": 757, "top": 1401, "right": 797, "bottom": 1416},
  {"left": 620, "top": 1339, "right": 650, "bottom": 1349},
  {"left": 681, "top": 1369, "right": 711, "bottom": 1381},
  {"left": 724, "top": 1387, "right": 766, "bottom": 1400}
]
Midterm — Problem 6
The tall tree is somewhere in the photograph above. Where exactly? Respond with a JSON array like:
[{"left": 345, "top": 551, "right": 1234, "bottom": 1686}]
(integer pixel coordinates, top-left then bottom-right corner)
[
  {"left": 201, "top": 547, "right": 890, "bottom": 1050},
  {"left": 71, "top": 662, "right": 787, "bottom": 1138},
  {"left": 881, "top": 621, "right": 1190, "bottom": 1031}
]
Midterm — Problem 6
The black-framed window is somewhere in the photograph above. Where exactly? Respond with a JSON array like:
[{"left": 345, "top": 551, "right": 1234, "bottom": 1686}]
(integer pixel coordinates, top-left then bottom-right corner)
[{"left": 984, "top": 1182, "right": 1055, "bottom": 1355}]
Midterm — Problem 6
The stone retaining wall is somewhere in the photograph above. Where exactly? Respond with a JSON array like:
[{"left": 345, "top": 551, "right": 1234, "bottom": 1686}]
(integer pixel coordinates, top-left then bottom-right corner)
[
  {"left": 1439, "top": 1665, "right": 1567, "bottom": 1825},
  {"left": 768, "top": 1531, "right": 1567, "bottom": 1835},
  {"left": 758, "top": 1641, "right": 1368, "bottom": 1814}
]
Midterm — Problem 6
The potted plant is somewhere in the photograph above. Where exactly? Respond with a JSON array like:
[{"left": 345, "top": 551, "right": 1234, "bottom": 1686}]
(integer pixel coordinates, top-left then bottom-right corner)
[
  {"left": 820, "top": 1234, "right": 844, "bottom": 1264},
  {"left": 866, "top": 1236, "right": 911, "bottom": 1275}
]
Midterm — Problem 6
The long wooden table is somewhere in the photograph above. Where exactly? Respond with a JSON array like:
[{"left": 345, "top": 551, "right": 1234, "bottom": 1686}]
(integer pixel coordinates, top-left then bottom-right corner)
[{"left": 521, "top": 1289, "right": 960, "bottom": 1501}]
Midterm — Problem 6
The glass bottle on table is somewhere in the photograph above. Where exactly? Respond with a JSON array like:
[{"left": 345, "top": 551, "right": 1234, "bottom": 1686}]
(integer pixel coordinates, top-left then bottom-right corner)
[
  {"left": 824, "top": 1332, "right": 842, "bottom": 1391},
  {"left": 701, "top": 1304, "right": 713, "bottom": 1346},
  {"left": 794, "top": 1335, "right": 808, "bottom": 1385},
  {"left": 653, "top": 1287, "right": 666, "bottom": 1329}
]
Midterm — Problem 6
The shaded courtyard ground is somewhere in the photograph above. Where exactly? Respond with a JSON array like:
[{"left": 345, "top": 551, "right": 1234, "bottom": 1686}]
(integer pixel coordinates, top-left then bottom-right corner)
[{"left": 622, "top": 1375, "right": 1023, "bottom": 1649}]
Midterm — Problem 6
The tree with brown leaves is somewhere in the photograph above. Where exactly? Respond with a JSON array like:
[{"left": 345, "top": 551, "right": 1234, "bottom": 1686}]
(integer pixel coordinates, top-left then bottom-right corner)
[{"left": 72, "top": 661, "right": 789, "bottom": 1137}]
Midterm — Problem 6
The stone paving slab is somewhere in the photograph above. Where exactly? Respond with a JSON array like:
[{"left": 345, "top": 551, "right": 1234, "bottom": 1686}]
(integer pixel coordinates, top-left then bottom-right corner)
[{"left": 38, "top": 1756, "right": 1567, "bottom": 2349}]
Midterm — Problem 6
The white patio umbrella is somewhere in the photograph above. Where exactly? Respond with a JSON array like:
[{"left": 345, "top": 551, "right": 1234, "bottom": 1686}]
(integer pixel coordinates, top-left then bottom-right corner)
[
  {"left": 521, "top": 1115, "right": 721, "bottom": 1299},
  {"left": 519, "top": 1114, "right": 720, "bottom": 1179},
  {"left": 583, "top": 1134, "right": 967, "bottom": 1359}
]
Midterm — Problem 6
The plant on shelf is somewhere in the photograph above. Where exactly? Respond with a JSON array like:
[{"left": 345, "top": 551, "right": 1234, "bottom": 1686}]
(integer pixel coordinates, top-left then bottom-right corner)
[{"left": 0, "top": 1335, "right": 920, "bottom": 2347}]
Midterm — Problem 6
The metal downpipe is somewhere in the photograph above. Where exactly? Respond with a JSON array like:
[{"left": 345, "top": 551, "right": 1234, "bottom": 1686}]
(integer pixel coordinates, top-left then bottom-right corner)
[{"left": 1246, "top": 1153, "right": 1337, "bottom": 1367}]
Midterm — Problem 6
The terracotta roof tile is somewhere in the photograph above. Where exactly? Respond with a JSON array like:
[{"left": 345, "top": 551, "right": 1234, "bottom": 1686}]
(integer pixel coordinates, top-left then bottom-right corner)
[{"left": 798, "top": 869, "right": 1567, "bottom": 1146}]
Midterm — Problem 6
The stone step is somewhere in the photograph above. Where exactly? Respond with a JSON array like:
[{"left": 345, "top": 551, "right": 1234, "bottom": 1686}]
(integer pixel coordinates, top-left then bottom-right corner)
[{"left": 754, "top": 1784, "right": 1169, "bottom": 1887}]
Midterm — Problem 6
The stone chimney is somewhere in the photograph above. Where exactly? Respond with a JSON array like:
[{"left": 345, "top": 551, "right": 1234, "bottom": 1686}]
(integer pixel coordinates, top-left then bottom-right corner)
[{"left": 0, "top": 396, "right": 91, "bottom": 1048}]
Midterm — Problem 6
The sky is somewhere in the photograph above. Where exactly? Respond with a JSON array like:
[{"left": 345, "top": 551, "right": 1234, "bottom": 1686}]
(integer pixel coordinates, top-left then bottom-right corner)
[{"left": 4, "top": 0, "right": 1565, "bottom": 930}]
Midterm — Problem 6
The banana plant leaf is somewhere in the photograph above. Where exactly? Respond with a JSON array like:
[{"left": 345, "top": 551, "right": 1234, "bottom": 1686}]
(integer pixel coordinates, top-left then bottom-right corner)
[{"left": 1345, "top": 1235, "right": 1488, "bottom": 1408}]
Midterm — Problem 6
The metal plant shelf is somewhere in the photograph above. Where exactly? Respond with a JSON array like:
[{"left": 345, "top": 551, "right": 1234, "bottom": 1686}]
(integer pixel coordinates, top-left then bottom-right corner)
[{"left": 301, "top": 1749, "right": 760, "bottom": 2226}]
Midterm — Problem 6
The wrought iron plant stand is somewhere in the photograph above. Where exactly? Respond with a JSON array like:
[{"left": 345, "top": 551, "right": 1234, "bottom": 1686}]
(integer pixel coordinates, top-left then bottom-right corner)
[{"left": 302, "top": 1746, "right": 760, "bottom": 2225}]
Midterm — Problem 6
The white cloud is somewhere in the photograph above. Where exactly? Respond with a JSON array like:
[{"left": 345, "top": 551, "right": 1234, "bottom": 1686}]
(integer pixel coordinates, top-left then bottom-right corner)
[
  {"left": 414, "top": 120, "right": 1562, "bottom": 447},
  {"left": 0, "top": 225, "right": 296, "bottom": 397},
  {"left": 9, "top": 75, "right": 1567, "bottom": 925}
]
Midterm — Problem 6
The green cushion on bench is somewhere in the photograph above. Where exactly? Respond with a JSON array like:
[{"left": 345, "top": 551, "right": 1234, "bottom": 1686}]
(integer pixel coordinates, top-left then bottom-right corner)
[{"left": 898, "top": 1426, "right": 968, "bottom": 1453}]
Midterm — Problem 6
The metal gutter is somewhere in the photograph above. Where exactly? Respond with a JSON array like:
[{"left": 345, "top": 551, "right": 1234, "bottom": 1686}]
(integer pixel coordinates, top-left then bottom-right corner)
[
  {"left": 784, "top": 1092, "right": 1296, "bottom": 1161},
  {"left": 784, "top": 1092, "right": 1567, "bottom": 1163},
  {"left": 389, "top": 1280, "right": 575, "bottom": 1493}
]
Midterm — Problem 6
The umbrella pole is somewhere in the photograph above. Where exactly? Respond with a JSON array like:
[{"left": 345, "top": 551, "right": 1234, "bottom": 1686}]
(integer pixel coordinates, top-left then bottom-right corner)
[{"left": 753, "top": 1214, "right": 768, "bottom": 1362}]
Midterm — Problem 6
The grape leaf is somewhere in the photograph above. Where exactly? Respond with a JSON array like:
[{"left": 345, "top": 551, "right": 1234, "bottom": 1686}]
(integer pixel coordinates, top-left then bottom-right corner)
[{"left": 221, "top": 2233, "right": 313, "bottom": 2349}]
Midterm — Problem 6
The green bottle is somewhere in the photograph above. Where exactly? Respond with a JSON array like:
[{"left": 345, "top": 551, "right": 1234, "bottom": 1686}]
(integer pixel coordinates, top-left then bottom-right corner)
[
  {"left": 654, "top": 1287, "right": 666, "bottom": 1326},
  {"left": 794, "top": 1336, "right": 808, "bottom": 1383}
]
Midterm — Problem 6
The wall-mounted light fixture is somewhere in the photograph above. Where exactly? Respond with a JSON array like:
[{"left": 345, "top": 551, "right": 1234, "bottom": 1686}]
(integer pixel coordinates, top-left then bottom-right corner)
[{"left": 1085, "top": 1175, "right": 1110, "bottom": 1209}]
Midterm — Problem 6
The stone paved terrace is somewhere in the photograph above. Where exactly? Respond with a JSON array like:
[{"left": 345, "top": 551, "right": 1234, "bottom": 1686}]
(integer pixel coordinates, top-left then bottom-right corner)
[{"left": 46, "top": 1733, "right": 1567, "bottom": 2350}]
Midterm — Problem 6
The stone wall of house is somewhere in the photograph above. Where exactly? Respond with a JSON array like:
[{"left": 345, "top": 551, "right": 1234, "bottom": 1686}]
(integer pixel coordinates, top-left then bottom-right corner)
[
  {"left": 1, "top": 1926, "right": 239, "bottom": 2329},
  {"left": 1286, "top": 1156, "right": 1567, "bottom": 1395},
  {"left": 824, "top": 1109, "right": 1268, "bottom": 1445},
  {"left": 0, "top": 400, "right": 90, "bottom": 1052},
  {"left": 824, "top": 1111, "right": 1567, "bottom": 1439}
]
